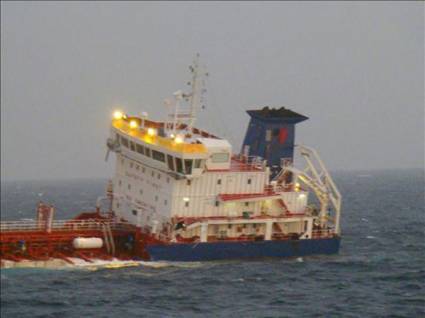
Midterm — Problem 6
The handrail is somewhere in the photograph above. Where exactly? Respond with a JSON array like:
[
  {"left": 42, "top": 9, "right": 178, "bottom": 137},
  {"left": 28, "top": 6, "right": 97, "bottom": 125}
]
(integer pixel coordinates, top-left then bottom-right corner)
[
  {"left": 277, "top": 145, "right": 342, "bottom": 235},
  {"left": 0, "top": 219, "right": 135, "bottom": 233}
]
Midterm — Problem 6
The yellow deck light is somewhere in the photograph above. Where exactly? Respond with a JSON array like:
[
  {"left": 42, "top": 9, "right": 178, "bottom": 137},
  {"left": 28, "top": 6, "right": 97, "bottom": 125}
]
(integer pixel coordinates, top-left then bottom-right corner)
[
  {"left": 174, "top": 135, "right": 184, "bottom": 144},
  {"left": 147, "top": 127, "right": 157, "bottom": 136},
  {"left": 129, "top": 120, "right": 138, "bottom": 129},
  {"left": 113, "top": 110, "right": 124, "bottom": 120}
]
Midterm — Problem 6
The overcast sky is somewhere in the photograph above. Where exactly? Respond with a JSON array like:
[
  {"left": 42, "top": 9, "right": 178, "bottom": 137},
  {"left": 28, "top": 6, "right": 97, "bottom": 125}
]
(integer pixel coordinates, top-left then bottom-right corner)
[{"left": 1, "top": 2, "right": 424, "bottom": 181}]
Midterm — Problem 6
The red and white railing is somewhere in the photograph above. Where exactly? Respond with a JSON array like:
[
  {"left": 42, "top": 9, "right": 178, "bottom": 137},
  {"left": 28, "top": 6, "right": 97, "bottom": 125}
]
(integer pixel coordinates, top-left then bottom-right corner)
[{"left": 0, "top": 219, "right": 134, "bottom": 233}]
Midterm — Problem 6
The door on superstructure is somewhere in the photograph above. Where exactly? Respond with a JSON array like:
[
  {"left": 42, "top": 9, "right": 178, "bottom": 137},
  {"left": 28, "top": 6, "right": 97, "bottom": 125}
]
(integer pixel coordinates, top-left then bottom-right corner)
[{"left": 226, "top": 176, "right": 235, "bottom": 194}]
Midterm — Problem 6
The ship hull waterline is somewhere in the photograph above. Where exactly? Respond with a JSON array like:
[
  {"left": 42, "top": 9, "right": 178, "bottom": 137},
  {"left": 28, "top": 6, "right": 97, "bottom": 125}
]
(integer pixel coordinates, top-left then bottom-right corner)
[{"left": 145, "top": 237, "right": 341, "bottom": 262}]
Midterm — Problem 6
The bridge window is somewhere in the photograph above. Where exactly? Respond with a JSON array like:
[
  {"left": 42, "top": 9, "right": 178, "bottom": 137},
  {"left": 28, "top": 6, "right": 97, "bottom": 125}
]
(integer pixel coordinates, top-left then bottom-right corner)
[
  {"left": 167, "top": 155, "right": 175, "bottom": 171},
  {"left": 211, "top": 153, "right": 229, "bottom": 163},
  {"left": 152, "top": 150, "right": 165, "bottom": 162},
  {"left": 194, "top": 159, "right": 202, "bottom": 169},
  {"left": 121, "top": 136, "right": 129, "bottom": 147},
  {"left": 175, "top": 158, "right": 183, "bottom": 174},
  {"left": 184, "top": 159, "right": 193, "bottom": 175},
  {"left": 136, "top": 144, "right": 144, "bottom": 155},
  {"left": 145, "top": 147, "right": 151, "bottom": 157}
]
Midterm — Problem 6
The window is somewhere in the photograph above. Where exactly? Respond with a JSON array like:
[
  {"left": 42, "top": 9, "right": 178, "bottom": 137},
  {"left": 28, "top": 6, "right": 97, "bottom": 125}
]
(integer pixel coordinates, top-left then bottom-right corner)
[
  {"left": 273, "top": 128, "right": 280, "bottom": 137},
  {"left": 151, "top": 171, "right": 154, "bottom": 177},
  {"left": 145, "top": 147, "right": 151, "bottom": 157},
  {"left": 217, "top": 179, "right": 222, "bottom": 185},
  {"left": 157, "top": 173, "right": 161, "bottom": 180},
  {"left": 187, "top": 180, "right": 191, "bottom": 186},
  {"left": 116, "top": 202, "right": 120, "bottom": 208},
  {"left": 142, "top": 167, "right": 146, "bottom": 173},
  {"left": 136, "top": 144, "right": 144, "bottom": 155},
  {"left": 130, "top": 162, "right": 134, "bottom": 169},
  {"left": 119, "top": 180, "right": 122, "bottom": 186},
  {"left": 175, "top": 158, "right": 183, "bottom": 174},
  {"left": 245, "top": 202, "right": 249, "bottom": 207},
  {"left": 167, "top": 155, "right": 175, "bottom": 171},
  {"left": 155, "top": 195, "right": 158, "bottom": 202},
  {"left": 265, "top": 130, "right": 272, "bottom": 142},
  {"left": 228, "top": 224, "right": 232, "bottom": 229},
  {"left": 247, "top": 178, "right": 252, "bottom": 185},
  {"left": 184, "top": 159, "right": 193, "bottom": 175},
  {"left": 136, "top": 164, "right": 140, "bottom": 170},
  {"left": 132, "top": 210, "right": 138, "bottom": 216},
  {"left": 164, "top": 199, "right": 167, "bottom": 206},
  {"left": 121, "top": 136, "right": 129, "bottom": 147},
  {"left": 211, "top": 153, "right": 229, "bottom": 163},
  {"left": 185, "top": 201, "right": 189, "bottom": 207},
  {"left": 139, "top": 189, "right": 143, "bottom": 195},
  {"left": 166, "top": 177, "right": 170, "bottom": 183},
  {"left": 128, "top": 184, "right": 131, "bottom": 190},
  {"left": 194, "top": 159, "right": 202, "bottom": 169},
  {"left": 215, "top": 201, "right": 219, "bottom": 207},
  {"left": 152, "top": 150, "right": 165, "bottom": 162},
  {"left": 130, "top": 141, "right": 135, "bottom": 151}
]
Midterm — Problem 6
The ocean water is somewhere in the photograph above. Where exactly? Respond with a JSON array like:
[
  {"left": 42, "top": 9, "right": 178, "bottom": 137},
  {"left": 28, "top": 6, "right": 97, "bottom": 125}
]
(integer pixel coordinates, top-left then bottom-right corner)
[{"left": 1, "top": 170, "right": 424, "bottom": 318}]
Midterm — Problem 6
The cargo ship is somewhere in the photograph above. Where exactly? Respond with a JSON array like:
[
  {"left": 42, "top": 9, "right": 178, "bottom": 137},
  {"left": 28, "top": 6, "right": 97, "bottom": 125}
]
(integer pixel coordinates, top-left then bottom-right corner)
[{"left": 0, "top": 57, "right": 342, "bottom": 266}]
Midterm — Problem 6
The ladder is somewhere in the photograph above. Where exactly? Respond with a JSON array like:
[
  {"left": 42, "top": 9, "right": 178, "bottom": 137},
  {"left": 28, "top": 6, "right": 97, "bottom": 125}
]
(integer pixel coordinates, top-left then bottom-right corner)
[
  {"left": 102, "top": 223, "right": 115, "bottom": 256},
  {"left": 277, "top": 145, "right": 342, "bottom": 234}
]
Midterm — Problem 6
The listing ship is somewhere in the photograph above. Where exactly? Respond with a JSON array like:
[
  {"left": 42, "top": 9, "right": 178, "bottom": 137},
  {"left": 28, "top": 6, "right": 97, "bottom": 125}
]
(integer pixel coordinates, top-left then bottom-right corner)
[{"left": 0, "top": 57, "right": 341, "bottom": 265}]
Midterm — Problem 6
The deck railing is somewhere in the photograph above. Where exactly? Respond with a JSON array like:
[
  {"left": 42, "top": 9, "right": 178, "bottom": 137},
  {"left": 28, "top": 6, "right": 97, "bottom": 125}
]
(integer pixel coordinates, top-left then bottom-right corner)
[{"left": 0, "top": 219, "right": 135, "bottom": 233}]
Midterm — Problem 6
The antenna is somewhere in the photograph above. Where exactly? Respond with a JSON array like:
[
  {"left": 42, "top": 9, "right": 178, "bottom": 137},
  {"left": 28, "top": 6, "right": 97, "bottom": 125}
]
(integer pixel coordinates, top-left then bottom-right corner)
[
  {"left": 164, "top": 54, "right": 208, "bottom": 138},
  {"left": 187, "top": 53, "right": 208, "bottom": 133}
]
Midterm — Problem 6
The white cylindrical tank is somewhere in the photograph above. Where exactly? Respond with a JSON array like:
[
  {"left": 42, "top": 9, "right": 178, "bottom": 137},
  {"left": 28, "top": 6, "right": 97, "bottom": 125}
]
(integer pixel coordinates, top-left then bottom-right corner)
[{"left": 72, "top": 237, "right": 103, "bottom": 249}]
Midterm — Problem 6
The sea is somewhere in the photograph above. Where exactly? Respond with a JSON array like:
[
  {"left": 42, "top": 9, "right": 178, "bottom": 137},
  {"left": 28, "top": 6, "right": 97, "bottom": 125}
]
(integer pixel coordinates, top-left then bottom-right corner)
[{"left": 1, "top": 169, "right": 424, "bottom": 318}]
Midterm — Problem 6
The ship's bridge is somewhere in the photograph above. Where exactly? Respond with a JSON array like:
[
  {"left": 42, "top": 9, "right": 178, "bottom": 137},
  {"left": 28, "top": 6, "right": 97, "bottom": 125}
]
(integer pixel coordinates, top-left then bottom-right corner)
[{"left": 108, "top": 114, "right": 234, "bottom": 178}]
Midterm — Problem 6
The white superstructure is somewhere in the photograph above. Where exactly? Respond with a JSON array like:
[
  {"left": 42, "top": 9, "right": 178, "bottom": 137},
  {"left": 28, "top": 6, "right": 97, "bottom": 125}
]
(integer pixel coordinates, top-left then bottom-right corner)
[{"left": 106, "top": 58, "right": 341, "bottom": 244}]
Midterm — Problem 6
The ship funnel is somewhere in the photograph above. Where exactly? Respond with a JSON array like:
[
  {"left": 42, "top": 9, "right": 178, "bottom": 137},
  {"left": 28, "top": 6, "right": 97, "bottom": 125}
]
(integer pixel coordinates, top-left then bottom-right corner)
[{"left": 241, "top": 106, "right": 308, "bottom": 178}]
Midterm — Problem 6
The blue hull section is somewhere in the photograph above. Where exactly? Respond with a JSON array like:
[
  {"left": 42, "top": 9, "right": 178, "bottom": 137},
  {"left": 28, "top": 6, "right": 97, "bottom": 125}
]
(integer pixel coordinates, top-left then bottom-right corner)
[{"left": 146, "top": 237, "right": 340, "bottom": 262}]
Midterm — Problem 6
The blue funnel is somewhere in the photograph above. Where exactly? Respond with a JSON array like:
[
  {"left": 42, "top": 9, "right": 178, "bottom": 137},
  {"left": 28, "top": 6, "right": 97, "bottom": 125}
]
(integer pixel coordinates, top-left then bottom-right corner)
[{"left": 241, "top": 107, "right": 308, "bottom": 178}]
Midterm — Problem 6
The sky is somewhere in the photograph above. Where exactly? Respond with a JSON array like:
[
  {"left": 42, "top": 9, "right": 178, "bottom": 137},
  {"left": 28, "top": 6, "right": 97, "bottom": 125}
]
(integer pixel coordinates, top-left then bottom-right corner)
[{"left": 1, "top": 2, "right": 424, "bottom": 181}]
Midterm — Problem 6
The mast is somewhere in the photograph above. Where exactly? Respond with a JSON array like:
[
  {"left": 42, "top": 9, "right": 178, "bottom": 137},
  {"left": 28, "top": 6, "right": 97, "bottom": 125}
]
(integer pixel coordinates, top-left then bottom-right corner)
[
  {"left": 187, "top": 53, "right": 202, "bottom": 132},
  {"left": 164, "top": 54, "right": 208, "bottom": 138}
]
